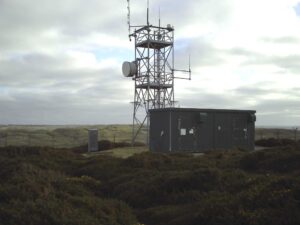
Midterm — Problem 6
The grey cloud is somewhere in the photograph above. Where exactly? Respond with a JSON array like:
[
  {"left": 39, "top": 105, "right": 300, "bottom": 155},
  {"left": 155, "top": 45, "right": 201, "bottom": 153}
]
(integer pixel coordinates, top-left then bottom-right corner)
[
  {"left": 287, "top": 88, "right": 300, "bottom": 97},
  {"left": 0, "top": 94, "right": 131, "bottom": 124},
  {"left": 255, "top": 99, "right": 300, "bottom": 113},
  {"left": 244, "top": 54, "right": 300, "bottom": 73},
  {"left": 225, "top": 47, "right": 261, "bottom": 58},
  {"left": 178, "top": 91, "right": 244, "bottom": 109},
  {"left": 149, "top": 0, "right": 232, "bottom": 27},
  {"left": 175, "top": 38, "right": 225, "bottom": 69},
  {"left": 0, "top": 0, "right": 299, "bottom": 125},
  {"left": 0, "top": 49, "right": 132, "bottom": 124},
  {"left": 0, "top": 52, "right": 124, "bottom": 88},
  {"left": 261, "top": 36, "right": 300, "bottom": 44},
  {"left": 0, "top": 0, "right": 123, "bottom": 34},
  {"left": 0, "top": 77, "right": 132, "bottom": 124},
  {"left": 176, "top": 85, "right": 300, "bottom": 126},
  {"left": 232, "top": 87, "right": 270, "bottom": 97},
  {"left": 255, "top": 99, "right": 300, "bottom": 126},
  {"left": 267, "top": 55, "right": 300, "bottom": 73},
  {"left": 0, "top": 0, "right": 127, "bottom": 52},
  {"left": 232, "top": 86, "right": 300, "bottom": 104},
  {"left": 220, "top": 46, "right": 300, "bottom": 74}
]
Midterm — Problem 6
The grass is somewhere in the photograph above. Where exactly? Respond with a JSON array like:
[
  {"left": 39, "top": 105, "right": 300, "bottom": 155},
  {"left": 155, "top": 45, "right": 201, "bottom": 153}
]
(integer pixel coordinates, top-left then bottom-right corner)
[
  {"left": 0, "top": 125, "right": 298, "bottom": 149},
  {"left": 0, "top": 144, "right": 299, "bottom": 225},
  {"left": 0, "top": 124, "right": 298, "bottom": 225},
  {"left": 256, "top": 127, "right": 298, "bottom": 140},
  {"left": 0, "top": 125, "right": 147, "bottom": 148},
  {"left": 83, "top": 146, "right": 148, "bottom": 158}
]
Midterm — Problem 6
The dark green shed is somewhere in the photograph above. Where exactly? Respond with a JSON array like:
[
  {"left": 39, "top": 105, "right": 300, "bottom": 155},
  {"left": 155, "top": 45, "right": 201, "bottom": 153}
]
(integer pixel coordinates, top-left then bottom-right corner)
[{"left": 149, "top": 108, "right": 256, "bottom": 152}]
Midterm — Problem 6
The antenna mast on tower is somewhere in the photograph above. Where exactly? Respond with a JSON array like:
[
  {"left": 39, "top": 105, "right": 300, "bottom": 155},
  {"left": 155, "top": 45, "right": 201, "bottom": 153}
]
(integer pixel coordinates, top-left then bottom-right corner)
[
  {"left": 127, "top": 0, "right": 131, "bottom": 39},
  {"left": 122, "top": 0, "right": 191, "bottom": 145}
]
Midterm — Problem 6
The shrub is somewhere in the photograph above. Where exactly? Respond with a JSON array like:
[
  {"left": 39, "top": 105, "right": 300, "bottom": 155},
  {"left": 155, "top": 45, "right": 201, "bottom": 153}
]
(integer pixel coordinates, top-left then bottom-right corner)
[{"left": 255, "top": 138, "right": 296, "bottom": 147}]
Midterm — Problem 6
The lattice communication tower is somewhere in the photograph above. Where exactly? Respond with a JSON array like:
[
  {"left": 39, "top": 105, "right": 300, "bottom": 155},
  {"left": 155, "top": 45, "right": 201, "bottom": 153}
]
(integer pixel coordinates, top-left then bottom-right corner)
[{"left": 122, "top": 0, "right": 191, "bottom": 145}]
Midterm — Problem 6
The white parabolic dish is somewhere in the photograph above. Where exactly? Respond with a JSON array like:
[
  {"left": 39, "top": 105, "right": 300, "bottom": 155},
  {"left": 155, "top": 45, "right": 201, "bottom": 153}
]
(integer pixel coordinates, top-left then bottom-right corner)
[{"left": 122, "top": 61, "right": 137, "bottom": 77}]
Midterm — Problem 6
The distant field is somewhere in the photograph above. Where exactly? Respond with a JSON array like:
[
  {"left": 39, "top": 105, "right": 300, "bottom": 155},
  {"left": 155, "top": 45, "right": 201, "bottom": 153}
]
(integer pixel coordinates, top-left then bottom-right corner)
[
  {"left": 255, "top": 127, "right": 298, "bottom": 140},
  {"left": 0, "top": 125, "right": 147, "bottom": 148},
  {"left": 0, "top": 125, "right": 297, "bottom": 148}
]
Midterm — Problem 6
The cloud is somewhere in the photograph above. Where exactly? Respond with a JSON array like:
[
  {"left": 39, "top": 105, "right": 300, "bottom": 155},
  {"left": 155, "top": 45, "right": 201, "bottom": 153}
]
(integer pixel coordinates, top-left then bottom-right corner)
[
  {"left": 177, "top": 83, "right": 300, "bottom": 126},
  {"left": 0, "top": 0, "right": 299, "bottom": 126},
  {"left": 243, "top": 53, "right": 300, "bottom": 74},
  {"left": 261, "top": 36, "right": 300, "bottom": 44},
  {"left": 294, "top": 2, "right": 300, "bottom": 16}
]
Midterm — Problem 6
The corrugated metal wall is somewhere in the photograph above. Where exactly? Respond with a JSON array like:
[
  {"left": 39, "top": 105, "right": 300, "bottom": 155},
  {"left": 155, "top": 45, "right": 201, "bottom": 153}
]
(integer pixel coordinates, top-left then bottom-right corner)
[{"left": 150, "top": 108, "right": 256, "bottom": 152}]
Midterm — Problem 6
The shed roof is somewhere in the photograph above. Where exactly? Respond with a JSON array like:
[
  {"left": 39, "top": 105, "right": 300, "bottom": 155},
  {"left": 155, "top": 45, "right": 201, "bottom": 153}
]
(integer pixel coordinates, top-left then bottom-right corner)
[{"left": 149, "top": 107, "right": 256, "bottom": 113}]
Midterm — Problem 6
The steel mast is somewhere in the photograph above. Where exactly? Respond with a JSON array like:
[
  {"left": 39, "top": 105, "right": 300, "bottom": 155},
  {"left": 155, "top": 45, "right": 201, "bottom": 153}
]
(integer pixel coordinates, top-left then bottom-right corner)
[{"left": 122, "top": 0, "right": 191, "bottom": 145}]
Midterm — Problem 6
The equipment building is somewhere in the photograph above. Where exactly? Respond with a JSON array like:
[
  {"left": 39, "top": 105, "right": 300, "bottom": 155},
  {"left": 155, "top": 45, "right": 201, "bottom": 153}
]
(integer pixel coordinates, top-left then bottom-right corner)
[{"left": 149, "top": 108, "right": 256, "bottom": 152}]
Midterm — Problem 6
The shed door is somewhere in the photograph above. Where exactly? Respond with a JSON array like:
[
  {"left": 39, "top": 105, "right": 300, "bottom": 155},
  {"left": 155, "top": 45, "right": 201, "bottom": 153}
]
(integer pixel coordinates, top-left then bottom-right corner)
[
  {"left": 214, "top": 113, "right": 232, "bottom": 149},
  {"left": 177, "top": 114, "right": 195, "bottom": 151},
  {"left": 194, "top": 112, "right": 213, "bottom": 151},
  {"left": 232, "top": 114, "right": 249, "bottom": 149}
]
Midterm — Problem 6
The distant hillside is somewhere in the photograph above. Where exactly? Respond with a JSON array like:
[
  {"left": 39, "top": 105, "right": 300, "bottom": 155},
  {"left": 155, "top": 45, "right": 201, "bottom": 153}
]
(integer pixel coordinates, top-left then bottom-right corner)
[
  {"left": 0, "top": 125, "right": 147, "bottom": 148},
  {"left": 0, "top": 125, "right": 298, "bottom": 149},
  {"left": 0, "top": 145, "right": 299, "bottom": 225}
]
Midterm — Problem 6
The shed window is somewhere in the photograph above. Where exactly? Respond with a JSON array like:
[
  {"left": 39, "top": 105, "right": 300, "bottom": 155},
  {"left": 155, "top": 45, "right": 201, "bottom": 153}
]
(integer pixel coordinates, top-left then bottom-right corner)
[
  {"left": 196, "top": 112, "right": 208, "bottom": 124},
  {"left": 200, "top": 112, "right": 208, "bottom": 120}
]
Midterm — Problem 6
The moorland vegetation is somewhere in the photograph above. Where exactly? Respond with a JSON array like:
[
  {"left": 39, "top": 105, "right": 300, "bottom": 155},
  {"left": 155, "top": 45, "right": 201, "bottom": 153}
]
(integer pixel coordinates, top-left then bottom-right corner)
[{"left": 0, "top": 139, "right": 299, "bottom": 225}]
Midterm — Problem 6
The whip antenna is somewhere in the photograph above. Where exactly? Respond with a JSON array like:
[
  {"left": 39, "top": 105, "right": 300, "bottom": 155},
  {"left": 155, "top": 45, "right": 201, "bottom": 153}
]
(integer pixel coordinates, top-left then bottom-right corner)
[
  {"left": 147, "top": 0, "right": 149, "bottom": 25},
  {"left": 127, "top": 0, "right": 131, "bottom": 40}
]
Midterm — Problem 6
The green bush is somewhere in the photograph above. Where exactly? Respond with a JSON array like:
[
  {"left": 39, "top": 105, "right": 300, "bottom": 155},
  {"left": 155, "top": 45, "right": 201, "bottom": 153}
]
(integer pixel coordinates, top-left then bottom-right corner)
[
  {"left": 0, "top": 147, "right": 137, "bottom": 225},
  {"left": 1, "top": 145, "right": 300, "bottom": 225}
]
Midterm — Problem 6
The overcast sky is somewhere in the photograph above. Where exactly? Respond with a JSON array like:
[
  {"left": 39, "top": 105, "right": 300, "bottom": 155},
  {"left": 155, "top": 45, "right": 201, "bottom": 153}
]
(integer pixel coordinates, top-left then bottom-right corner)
[{"left": 0, "top": 0, "right": 300, "bottom": 126}]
